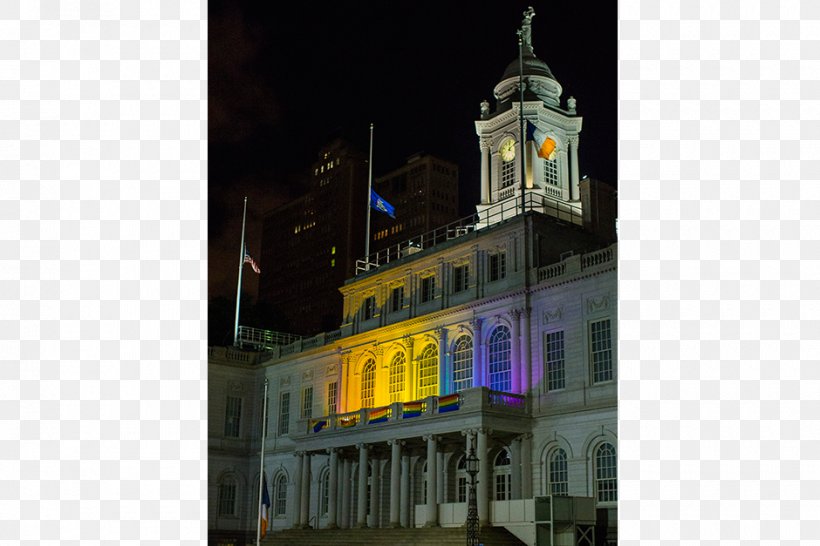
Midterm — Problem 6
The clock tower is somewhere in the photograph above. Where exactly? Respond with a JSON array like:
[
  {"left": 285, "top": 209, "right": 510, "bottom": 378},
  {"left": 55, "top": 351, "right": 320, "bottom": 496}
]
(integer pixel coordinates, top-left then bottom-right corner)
[{"left": 475, "top": 6, "right": 584, "bottom": 227}]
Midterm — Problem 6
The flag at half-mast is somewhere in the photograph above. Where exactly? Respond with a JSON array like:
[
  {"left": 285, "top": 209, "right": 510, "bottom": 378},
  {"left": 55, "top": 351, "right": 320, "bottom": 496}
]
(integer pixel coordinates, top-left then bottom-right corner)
[
  {"left": 370, "top": 189, "right": 396, "bottom": 219},
  {"left": 526, "top": 121, "right": 557, "bottom": 160},
  {"left": 244, "top": 244, "right": 261, "bottom": 274},
  {"left": 259, "top": 472, "right": 271, "bottom": 539}
]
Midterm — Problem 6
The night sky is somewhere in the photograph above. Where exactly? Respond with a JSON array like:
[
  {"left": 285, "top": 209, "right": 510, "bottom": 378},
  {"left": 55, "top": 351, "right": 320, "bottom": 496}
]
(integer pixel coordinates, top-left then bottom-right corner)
[{"left": 208, "top": 1, "right": 617, "bottom": 335}]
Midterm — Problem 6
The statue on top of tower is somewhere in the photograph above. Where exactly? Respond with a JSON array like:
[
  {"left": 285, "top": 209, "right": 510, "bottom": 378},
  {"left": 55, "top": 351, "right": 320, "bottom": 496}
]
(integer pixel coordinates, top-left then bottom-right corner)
[{"left": 521, "top": 6, "right": 536, "bottom": 54}]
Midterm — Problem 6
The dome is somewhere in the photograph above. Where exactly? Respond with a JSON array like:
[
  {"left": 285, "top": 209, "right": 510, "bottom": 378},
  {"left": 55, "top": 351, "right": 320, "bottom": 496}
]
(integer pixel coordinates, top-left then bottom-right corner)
[{"left": 500, "top": 53, "right": 555, "bottom": 81}]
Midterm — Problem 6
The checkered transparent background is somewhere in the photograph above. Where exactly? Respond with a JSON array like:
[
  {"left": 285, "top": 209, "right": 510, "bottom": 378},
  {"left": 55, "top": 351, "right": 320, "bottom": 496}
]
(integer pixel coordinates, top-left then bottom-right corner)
[
  {"left": 1, "top": 1, "right": 206, "bottom": 544},
  {"left": 3, "top": 0, "right": 820, "bottom": 544},
  {"left": 620, "top": 0, "right": 820, "bottom": 544}
]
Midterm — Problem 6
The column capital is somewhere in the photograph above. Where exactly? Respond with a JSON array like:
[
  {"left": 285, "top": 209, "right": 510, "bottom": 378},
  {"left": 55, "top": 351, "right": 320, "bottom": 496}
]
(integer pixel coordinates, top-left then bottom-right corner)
[
  {"left": 326, "top": 447, "right": 337, "bottom": 455},
  {"left": 479, "top": 136, "right": 492, "bottom": 151},
  {"left": 507, "top": 308, "right": 522, "bottom": 321},
  {"left": 401, "top": 335, "right": 414, "bottom": 349},
  {"left": 568, "top": 134, "right": 579, "bottom": 147},
  {"left": 387, "top": 439, "right": 405, "bottom": 447},
  {"left": 422, "top": 434, "right": 438, "bottom": 442},
  {"left": 470, "top": 317, "right": 483, "bottom": 332},
  {"left": 356, "top": 442, "right": 371, "bottom": 451}
]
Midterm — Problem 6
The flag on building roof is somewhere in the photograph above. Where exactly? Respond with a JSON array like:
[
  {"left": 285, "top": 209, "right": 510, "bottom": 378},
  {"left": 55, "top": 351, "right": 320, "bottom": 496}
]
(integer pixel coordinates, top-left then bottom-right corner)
[
  {"left": 402, "top": 401, "right": 423, "bottom": 419},
  {"left": 526, "top": 121, "right": 557, "bottom": 160},
  {"left": 368, "top": 407, "right": 389, "bottom": 424},
  {"left": 311, "top": 418, "right": 328, "bottom": 433},
  {"left": 244, "top": 244, "right": 261, "bottom": 274},
  {"left": 370, "top": 189, "right": 396, "bottom": 219},
  {"left": 437, "top": 393, "right": 460, "bottom": 413},
  {"left": 339, "top": 415, "right": 358, "bottom": 428},
  {"left": 260, "top": 473, "right": 271, "bottom": 539}
]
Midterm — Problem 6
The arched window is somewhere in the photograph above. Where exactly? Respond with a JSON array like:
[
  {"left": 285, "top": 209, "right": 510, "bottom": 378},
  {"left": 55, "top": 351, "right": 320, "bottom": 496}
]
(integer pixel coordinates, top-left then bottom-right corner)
[
  {"left": 488, "top": 325, "right": 512, "bottom": 392},
  {"left": 548, "top": 449, "right": 568, "bottom": 496},
  {"left": 217, "top": 475, "right": 237, "bottom": 516},
  {"left": 417, "top": 343, "right": 438, "bottom": 399},
  {"left": 361, "top": 358, "right": 375, "bottom": 408},
  {"left": 274, "top": 473, "right": 288, "bottom": 516},
  {"left": 319, "top": 468, "right": 330, "bottom": 516},
  {"left": 389, "top": 352, "right": 406, "bottom": 403},
  {"left": 595, "top": 443, "right": 617, "bottom": 503},
  {"left": 452, "top": 335, "right": 473, "bottom": 392},
  {"left": 493, "top": 449, "right": 511, "bottom": 501},
  {"left": 456, "top": 455, "right": 467, "bottom": 503}
]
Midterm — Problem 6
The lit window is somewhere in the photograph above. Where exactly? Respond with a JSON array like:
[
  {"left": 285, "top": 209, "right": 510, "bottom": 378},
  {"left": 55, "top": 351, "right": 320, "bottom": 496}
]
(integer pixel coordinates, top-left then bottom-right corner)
[
  {"left": 501, "top": 156, "right": 516, "bottom": 188},
  {"left": 590, "top": 319, "right": 613, "bottom": 383},
  {"left": 331, "top": 246, "right": 336, "bottom": 255},
  {"left": 417, "top": 344, "right": 438, "bottom": 398},
  {"left": 548, "top": 449, "right": 568, "bottom": 496},
  {"left": 327, "top": 382, "right": 337, "bottom": 415},
  {"left": 274, "top": 474, "right": 287, "bottom": 516},
  {"left": 389, "top": 352, "right": 406, "bottom": 403},
  {"left": 452, "top": 335, "right": 473, "bottom": 392},
  {"left": 331, "top": 259, "right": 335, "bottom": 268},
  {"left": 488, "top": 326, "right": 511, "bottom": 392},
  {"left": 361, "top": 359, "right": 375, "bottom": 408},
  {"left": 595, "top": 443, "right": 617, "bottom": 503},
  {"left": 543, "top": 158, "right": 559, "bottom": 186},
  {"left": 224, "top": 396, "right": 241, "bottom": 438},
  {"left": 494, "top": 449, "right": 511, "bottom": 500},
  {"left": 545, "top": 331, "right": 565, "bottom": 391}
]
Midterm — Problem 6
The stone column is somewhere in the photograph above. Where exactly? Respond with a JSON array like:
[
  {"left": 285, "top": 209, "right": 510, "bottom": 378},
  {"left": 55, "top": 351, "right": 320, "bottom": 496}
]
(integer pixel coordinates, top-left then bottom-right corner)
[
  {"left": 509, "top": 309, "right": 522, "bottom": 393},
  {"left": 300, "top": 452, "right": 311, "bottom": 527},
  {"left": 292, "top": 452, "right": 303, "bottom": 529},
  {"left": 389, "top": 440, "right": 402, "bottom": 527},
  {"left": 471, "top": 318, "right": 483, "bottom": 388},
  {"left": 403, "top": 336, "right": 415, "bottom": 400},
  {"left": 437, "top": 327, "right": 447, "bottom": 396},
  {"left": 400, "top": 452, "right": 410, "bottom": 527},
  {"left": 437, "top": 450, "right": 445, "bottom": 503},
  {"left": 520, "top": 308, "right": 531, "bottom": 394},
  {"left": 510, "top": 437, "right": 522, "bottom": 499},
  {"left": 521, "top": 434, "right": 533, "bottom": 499},
  {"left": 480, "top": 137, "right": 490, "bottom": 204},
  {"left": 424, "top": 434, "right": 439, "bottom": 526},
  {"left": 341, "top": 457, "right": 352, "bottom": 529},
  {"left": 477, "top": 429, "right": 490, "bottom": 525},
  {"left": 569, "top": 135, "right": 580, "bottom": 201},
  {"left": 369, "top": 458, "right": 381, "bottom": 528},
  {"left": 356, "top": 443, "right": 369, "bottom": 528},
  {"left": 327, "top": 448, "right": 339, "bottom": 529}
]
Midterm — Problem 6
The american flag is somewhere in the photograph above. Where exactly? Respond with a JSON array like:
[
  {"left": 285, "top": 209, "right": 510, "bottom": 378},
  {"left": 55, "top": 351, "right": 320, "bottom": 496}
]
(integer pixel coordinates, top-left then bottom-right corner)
[{"left": 244, "top": 244, "right": 261, "bottom": 274}]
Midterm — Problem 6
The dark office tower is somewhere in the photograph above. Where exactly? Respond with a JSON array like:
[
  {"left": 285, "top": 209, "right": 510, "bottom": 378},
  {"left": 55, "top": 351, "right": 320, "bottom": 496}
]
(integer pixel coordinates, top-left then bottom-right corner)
[
  {"left": 370, "top": 153, "right": 460, "bottom": 252},
  {"left": 258, "top": 139, "right": 369, "bottom": 336}
]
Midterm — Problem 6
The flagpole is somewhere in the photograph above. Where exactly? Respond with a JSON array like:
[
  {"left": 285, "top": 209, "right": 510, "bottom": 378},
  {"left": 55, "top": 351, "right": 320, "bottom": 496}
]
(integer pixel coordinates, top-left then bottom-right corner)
[
  {"left": 365, "top": 123, "right": 374, "bottom": 270},
  {"left": 256, "top": 378, "right": 269, "bottom": 546},
  {"left": 517, "top": 29, "right": 526, "bottom": 215},
  {"left": 233, "top": 196, "right": 248, "bottom": 346}
]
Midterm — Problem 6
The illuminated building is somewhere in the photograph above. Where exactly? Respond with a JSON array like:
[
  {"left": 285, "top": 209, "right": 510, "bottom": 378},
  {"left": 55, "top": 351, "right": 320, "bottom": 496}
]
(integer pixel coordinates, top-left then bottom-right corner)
[{"left": 210, "top": 9, "right": 617, "bottom": 546}]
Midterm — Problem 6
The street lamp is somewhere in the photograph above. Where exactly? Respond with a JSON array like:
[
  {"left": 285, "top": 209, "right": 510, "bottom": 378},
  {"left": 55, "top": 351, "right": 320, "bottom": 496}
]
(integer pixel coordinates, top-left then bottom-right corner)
[{"left": 465, "top": 443, "right": 480, "bottom": 546}]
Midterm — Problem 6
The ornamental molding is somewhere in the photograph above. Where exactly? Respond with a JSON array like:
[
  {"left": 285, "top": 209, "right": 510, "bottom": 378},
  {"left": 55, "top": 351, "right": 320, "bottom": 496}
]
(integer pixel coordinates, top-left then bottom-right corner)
[
  {"left": 587, "top": 294, "right": 610, "bottom": 314},
  {"left": 279, "top": 376, "right": 291, "bottom": 388},
  {"left": 543, "top": 306, "right": 562, "bottom": 324},
  {"left": 302, "top": 370, "right": 314, "bottom": 382},
  {"left": 229, "top": 381, "right": 242, "bottom": 393},
  {"left": 326, "top": 363, "right": 337, "bottom": 376}
]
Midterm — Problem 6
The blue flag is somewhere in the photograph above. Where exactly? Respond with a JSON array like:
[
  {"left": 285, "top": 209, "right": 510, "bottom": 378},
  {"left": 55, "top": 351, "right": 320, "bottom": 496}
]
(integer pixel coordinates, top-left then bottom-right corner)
[{"left": 370, "top": 189, "right": 396, "bottom": 219}]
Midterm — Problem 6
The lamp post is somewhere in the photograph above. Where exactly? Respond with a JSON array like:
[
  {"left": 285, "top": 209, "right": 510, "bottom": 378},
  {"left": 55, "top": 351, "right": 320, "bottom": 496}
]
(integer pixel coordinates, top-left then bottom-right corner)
[{"left": 465, "top": 443, "right": 480, "bottom": 546}]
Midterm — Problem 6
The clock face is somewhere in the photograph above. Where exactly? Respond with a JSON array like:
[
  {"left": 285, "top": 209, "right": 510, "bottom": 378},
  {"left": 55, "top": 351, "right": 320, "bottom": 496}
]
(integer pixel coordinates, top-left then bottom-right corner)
[{"left": 500, "top": 140, "right": 515, "bottom": 162}]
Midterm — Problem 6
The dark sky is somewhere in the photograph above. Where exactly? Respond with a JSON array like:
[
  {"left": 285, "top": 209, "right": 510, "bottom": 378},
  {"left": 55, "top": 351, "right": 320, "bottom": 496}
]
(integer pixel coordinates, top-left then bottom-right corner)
[{"left": 208, "top": 1, "right": 617, "bottom": 306}]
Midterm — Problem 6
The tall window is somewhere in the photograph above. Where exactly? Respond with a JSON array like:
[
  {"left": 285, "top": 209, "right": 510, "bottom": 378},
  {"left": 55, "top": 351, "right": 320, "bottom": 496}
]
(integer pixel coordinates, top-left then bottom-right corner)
[
  {"left": 456, "top": 455, "right": 467, "bottom": 503},
  {"left": 501, "top": 154, "right": 516, "bottom": 188},
  {"left": 420, "top": 276, "right": 436, "bottom": 303},
  {"left": 488, "top": 325, "right": 512, "bottom": 392},
  {"left": 548, "top": 449, "right": 569, "bottom": 496},
  {"left": 278, "top": 392, "right": 290, "bottom": 436},
  {"left": 595, "top": 443, "right": 617, "bottom": 503},
  {"left": 493, "top": 449, "right": 511, "bottom": 500},
  {"left": 391, "top": 286, "right": 404, "bottom": 312},
  {"left": 417, "top": 343, "right": 439, "bottom": 398},
  {"left": 327, "top": 382, "right": 337, "bottom": 414},
  {"left": 543, "top": 157, "right": 559, "bottom": 186},
  {"left": 590, "top": 319, "right": 613, "bottom": 383},
  {"left": 453, "top": 264, "right": 469, "bottom": 293},
  {"left": 301, "top": 386, "right": 313, "bottom": 419},
  {"left": 274, "top": 474, "right": 288, "bottom": 516},
  {"left": 545, "top": 330, "right": 565, "bottom": 391},
  {"left": 361, "top": 359, "right": 376, "bottom": 408},
  {"left": 363, "top": 295, "right": 376, "bottom": 320},
  {"left": 389, "top": 352, "right": 406, "bottom": 403},
  {"left": 217, "top": 477, "right": 237, "bottom": 516},
  {"left": 319, "top": 469, "right": 330, "bottom": 516},
  {"left": 488, "top": 252, "right": 506, "bottom": 282},
  {"left": 224, "top": 396, "right": 241, "bottom": 438},
  {"left": 452, "top": 335, "right": 473, "bottom": 392}
]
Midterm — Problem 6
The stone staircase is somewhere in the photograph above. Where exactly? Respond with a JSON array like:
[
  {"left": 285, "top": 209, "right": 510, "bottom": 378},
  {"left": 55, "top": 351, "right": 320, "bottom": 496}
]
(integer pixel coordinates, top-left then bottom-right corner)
[{"left": 263, "top": 526, "right": 526, "bottom": 546}]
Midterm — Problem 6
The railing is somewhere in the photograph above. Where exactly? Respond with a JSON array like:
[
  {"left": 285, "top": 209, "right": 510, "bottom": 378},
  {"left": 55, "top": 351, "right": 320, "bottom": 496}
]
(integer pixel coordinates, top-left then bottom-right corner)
[
  {"left": 538, "top": 261, "right": 566, "bottom": 281},
  {"left": 536, "top": 243, "right": 617, "bottom": 283},
  {"left": 487, "top": 390, "right": 527, "bottom": 411},
  {"left": 235, "top": 325, "right": 301, "bottom": 350},
  {"left": 581, "top": 246, "right": 615, "bottom": 269},
  {"left": 355, "top": 193, "right": 584, "bottom": 275}
]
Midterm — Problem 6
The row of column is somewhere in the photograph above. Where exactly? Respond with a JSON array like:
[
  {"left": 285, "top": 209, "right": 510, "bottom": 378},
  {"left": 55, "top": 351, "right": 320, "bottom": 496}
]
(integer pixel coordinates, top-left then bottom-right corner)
[{"left": 290, "top": 430, "right": 534, "bottom": 530}]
